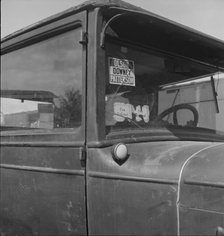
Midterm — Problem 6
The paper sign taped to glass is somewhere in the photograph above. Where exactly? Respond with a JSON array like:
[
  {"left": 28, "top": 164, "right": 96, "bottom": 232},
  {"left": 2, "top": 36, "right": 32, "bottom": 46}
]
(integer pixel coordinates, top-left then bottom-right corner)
[{"left": 109, "top": 57, "right": 135, "bottom": 86}]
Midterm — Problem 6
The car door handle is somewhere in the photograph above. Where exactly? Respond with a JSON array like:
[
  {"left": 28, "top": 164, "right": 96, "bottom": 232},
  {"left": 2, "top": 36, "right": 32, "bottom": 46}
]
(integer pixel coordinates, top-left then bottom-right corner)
[{"left": 216, "top": 226, "right": 224, "bottom": 236}]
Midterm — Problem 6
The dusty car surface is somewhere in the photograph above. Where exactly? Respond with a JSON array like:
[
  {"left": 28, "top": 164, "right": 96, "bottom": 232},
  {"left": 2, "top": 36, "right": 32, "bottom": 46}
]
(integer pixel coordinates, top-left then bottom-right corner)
[{"left": 0, "top": 0, "right": 224, "bottom": 235}]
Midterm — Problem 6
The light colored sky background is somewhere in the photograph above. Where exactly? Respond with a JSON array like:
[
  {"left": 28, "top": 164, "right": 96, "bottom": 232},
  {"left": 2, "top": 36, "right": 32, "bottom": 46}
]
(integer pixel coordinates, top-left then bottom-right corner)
[{"left": 1, "top": 0, "right": 224, "bottom": 41}]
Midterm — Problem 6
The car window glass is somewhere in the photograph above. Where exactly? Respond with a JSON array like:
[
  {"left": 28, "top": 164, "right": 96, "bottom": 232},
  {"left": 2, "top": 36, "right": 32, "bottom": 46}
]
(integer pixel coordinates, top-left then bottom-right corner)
[{"left": 1, "top": 28, "right": 82, "bottom": 130}]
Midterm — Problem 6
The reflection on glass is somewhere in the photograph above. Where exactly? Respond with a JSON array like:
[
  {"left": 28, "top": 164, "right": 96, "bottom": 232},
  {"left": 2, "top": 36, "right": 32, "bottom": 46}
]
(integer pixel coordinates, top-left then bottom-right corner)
[
  {"left": 105, "top": 42, "right": 224, "bottom": 135},
  {"left": 1, "top": 28, "right": 82, "bottom": 130}
]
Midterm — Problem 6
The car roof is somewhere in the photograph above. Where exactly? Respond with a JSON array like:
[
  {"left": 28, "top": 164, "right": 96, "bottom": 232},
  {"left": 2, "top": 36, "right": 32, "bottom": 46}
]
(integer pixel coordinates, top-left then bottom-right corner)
[
  {"left": 1, "top": 0, "right": 224, "bottom": 70},
  {"left": 1, "top": 0, "right": 141, "bottom": 42}
]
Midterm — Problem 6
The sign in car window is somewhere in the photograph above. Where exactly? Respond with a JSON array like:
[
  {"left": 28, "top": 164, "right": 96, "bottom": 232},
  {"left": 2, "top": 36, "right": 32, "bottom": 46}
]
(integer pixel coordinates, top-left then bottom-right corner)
[{"left": 109, "top": 57, "right": 135, "bottom": 86}]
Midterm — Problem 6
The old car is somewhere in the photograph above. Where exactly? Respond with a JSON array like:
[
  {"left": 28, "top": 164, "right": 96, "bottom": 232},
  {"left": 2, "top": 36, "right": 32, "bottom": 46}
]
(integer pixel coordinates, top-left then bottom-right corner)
[{"left": 1, "top": 0, "right": 224, "bottom": 235}]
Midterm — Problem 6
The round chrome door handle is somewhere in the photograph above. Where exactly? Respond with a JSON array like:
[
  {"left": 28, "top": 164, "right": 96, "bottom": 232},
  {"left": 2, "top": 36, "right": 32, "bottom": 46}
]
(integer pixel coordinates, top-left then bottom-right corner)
[{"left": 216, "top": 226, "right": 224, "bottom": 236}]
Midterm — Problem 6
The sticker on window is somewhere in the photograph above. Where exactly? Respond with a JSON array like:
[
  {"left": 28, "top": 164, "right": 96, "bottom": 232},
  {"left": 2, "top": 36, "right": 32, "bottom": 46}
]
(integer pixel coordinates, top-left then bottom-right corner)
[
  {"left": 113, "top": 102, "right": 150, "bottom": 123},
  {"left": 109, "top": 57, "right": 135, "bottom": 86}
]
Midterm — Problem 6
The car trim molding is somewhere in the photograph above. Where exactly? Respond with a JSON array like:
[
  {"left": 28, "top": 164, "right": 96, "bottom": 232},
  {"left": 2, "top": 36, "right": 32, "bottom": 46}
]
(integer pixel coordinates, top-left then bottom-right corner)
[
  {"left": 176, "top": 143, "right": 224, "bottom": 236},
  {"left": 0, "top": 163, "right": 85, "bottom": 176},
  {"left": 88, "top": 171, "right": 178, "bottom": 184}
]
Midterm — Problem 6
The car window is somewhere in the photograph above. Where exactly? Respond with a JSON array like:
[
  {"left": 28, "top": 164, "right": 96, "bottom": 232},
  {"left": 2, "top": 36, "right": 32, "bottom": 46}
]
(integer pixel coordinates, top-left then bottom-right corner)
[
  {"left": 1, "top": 28, "right": 83, "bottom": 130},
  {"left": 105, "top": 41, "right": 224, "bottom": 135}
]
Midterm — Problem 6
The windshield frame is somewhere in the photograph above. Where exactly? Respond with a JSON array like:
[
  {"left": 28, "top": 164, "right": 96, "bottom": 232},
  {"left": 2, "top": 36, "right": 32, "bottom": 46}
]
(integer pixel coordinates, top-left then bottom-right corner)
[{"left": 97, "top": 9, "right": 224, "bottom": 142}]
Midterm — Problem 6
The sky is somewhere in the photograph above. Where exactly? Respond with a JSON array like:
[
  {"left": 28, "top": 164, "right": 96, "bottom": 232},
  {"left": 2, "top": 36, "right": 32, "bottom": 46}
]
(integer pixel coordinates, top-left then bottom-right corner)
[{"left": 1, "top": 0, "right": 224, "bottom": 41}]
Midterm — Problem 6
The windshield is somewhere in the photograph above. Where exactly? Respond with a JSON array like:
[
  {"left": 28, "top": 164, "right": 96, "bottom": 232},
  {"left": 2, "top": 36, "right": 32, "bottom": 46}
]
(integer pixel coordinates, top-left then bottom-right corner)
[{"left": 105, "top": 40, "right": 224, "bottom": 136}]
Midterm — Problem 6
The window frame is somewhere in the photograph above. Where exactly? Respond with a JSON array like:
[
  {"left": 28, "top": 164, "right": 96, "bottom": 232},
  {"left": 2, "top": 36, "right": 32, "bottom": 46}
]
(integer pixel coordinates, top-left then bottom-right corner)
[
  {"left": 0, "top": 11, "right": 87, "bottom": 143},
  {"left": 97, "top": 35, "right": 224, "bottom": 143}
]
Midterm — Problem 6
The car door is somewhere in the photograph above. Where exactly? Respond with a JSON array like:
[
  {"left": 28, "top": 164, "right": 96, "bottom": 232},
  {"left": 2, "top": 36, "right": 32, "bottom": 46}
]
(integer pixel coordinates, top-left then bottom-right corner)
[{"left": 0, "top": 11, "right": 87, "bottom": 236}]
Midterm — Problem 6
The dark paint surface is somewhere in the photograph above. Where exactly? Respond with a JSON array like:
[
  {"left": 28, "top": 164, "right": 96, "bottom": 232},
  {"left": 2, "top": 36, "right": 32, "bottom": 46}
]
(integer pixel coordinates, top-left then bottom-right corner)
[
  {"left": 1, "top": 141, "right": 223, "bottom": 235},
  {"left": 179, "top": 208, "right": 224, "bottom": 236},
  {"left": 179, "top": 143, "right": 224, "bottom": 235},
  {"left": 0, "top": 147, "right": 86, "bottom": 236},
  {"left": 87, "top": 141, "right": 220, "bottom": 235}
]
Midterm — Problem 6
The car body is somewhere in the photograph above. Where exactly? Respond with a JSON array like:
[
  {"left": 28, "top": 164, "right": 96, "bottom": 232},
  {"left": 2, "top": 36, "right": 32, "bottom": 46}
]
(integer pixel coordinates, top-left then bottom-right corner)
[{"left": 1, "top": 0, "right": 224, "bottom": 235}]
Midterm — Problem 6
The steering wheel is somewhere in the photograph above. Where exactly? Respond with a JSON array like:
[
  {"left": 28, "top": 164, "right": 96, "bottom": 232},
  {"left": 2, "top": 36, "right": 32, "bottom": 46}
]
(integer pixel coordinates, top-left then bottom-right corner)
[{"left": 155, "top": 104, "right": 199, "bottom": 127}]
